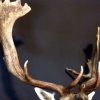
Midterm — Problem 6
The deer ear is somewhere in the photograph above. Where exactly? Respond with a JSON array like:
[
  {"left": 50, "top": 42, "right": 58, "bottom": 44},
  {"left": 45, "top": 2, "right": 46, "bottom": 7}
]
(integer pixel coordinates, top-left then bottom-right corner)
[
  {"left": 34, "top": 87, "right": 55, "bottom": 100},
  {"left": 88, "top": 91, "right": 95, "bottom": 100}
]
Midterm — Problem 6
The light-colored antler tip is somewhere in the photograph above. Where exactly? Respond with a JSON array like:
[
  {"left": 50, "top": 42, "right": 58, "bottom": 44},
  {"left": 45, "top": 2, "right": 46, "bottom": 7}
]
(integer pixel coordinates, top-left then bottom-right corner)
[
  {"left": 24, "top": 60, "right": 29, "bottom": 69},
  {"left": 98, "top": 26, "right": 100, "bottom": 29},
  {"left": 98, "top": 62, "right": 100, "bottom": 73},
  {"left": 81, "top": 66, "right": 83, "bottom": 73},
  {"left": 24, "top": 60, "right": 30, "bottom": 77},
  {"left": 98, "top": 27, "right": 100, "bottom": 33},
  {"left": 24, "top": 3, "right": 31, "bottom": 12}
]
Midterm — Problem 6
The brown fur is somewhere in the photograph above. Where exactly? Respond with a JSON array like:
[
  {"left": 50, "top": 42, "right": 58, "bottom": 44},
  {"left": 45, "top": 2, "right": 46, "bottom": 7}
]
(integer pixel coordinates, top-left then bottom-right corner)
[{"left": 60, "top": 92, "right": 88, "bottom": 100}]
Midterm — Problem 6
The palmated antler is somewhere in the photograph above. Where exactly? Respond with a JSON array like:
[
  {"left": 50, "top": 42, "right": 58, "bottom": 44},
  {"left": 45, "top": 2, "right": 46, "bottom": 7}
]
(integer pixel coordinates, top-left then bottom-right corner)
[
  {"left": 0, "top": 0, "right": 64, "bottom": 96},
  {"left": 0, "top": 0, "right": 84, "bottom": 96}
]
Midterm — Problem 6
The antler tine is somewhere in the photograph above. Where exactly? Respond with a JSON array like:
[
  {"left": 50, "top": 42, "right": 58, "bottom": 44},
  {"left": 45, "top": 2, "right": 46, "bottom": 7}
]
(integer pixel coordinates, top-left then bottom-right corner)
[
  {"left": 65, "top": 66, "right": 91, "bottom": 80},
  {"left": 66, "top": 66, "right": 83, "bottom": 90},
  {"left": 89, "top": 27, "right": 100, "bottom": 75}
]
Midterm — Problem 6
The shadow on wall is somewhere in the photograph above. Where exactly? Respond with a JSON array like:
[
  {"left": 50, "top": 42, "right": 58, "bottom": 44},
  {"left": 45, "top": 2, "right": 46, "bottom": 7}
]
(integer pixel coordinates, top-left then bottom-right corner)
[{"left": 0, "top": 38, "right": 23, "bottom": 100}]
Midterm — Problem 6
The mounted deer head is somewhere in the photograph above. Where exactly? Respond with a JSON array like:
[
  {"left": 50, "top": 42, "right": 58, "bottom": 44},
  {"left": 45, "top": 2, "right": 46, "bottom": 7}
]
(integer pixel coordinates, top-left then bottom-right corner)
[{"left": 0, "top": 0, "right": 100, "bottom": 100}]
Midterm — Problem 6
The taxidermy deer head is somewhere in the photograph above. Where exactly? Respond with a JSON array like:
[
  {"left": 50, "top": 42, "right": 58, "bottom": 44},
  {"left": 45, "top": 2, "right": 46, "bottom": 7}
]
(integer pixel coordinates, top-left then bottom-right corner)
[{"left": 0, "top": 0, "right": 100, "bottom": 100}]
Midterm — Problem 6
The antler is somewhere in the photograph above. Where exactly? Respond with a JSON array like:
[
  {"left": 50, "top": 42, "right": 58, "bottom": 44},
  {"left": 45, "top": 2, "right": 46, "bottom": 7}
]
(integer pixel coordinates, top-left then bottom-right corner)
[
  {"left": 80, "top": 27, "right": 100, "bottom": 94},
  {"left": 0, "top": 0, "right": 65, "bottom": 96},
  {"left": 0, "top": 0, "right": 85, "bottom": 96},
  {"left": 66, "top": 27, "right": 100, "bottom": 94}
]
